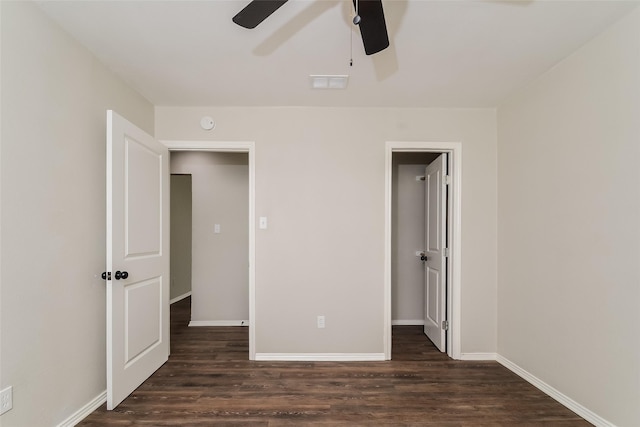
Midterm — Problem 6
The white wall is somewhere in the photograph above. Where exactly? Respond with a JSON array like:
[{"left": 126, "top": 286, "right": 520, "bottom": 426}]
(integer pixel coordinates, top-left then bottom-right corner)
[
  {"left": 497, "top": 7, "right": 640, "bottom": 426},
  {"left": 170, "top": 152, "right": 249, "bottom": 322},
  {"left": 170, "top": 174, "right": 192, "bottom": 301},
  {"left": 156, "top": 107, "right": 497, "bottom": 355},
  {"left": 0, "top": 2, "right": 154, "bottom": 426}
]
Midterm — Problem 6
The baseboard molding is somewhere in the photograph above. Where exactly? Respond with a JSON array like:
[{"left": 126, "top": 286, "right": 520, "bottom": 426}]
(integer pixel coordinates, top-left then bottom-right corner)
[
  {"left": 189, "top": 320, "right": 248, "bottom": 327},
  {"left": 255, "top": 353, "right": 386, "bottom": 362},
  {"left": 170, "top": 291, "right": 191, "bottom": 305},
  {"left": 56, "top": 390, "right": 106, "bottom": 427},
  {"left": 459, "top": 352, "right": 497, "bottom": 361},
  {"left": 496, "top": 355, "right": 614, "bottom": 427},
  {"left": 392, "top": 319, "right": 425, "bottom": 326}
]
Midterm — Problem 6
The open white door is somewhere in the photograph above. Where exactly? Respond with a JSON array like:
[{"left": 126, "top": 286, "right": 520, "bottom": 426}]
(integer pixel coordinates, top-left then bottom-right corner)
[
  {"left": 423, "top": 154, "right": 447, "bottom": 352},
  {"left": 106, "top": 110, "right": 169, "bottom": 410}
]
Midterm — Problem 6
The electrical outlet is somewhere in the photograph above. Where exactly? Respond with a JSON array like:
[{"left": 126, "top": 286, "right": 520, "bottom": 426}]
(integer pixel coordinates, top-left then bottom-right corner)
[
  {"left": 317, "top": 315, "right": 325, "bottom": 329},
  {"left": 0, "top": 386, "right": 12, "bottom": 415}
]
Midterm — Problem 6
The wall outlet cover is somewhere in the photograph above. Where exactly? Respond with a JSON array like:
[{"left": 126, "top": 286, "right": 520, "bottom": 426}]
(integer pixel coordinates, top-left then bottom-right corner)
[{"left": 0, "top": 386, "right": 12, "bottom": 415}]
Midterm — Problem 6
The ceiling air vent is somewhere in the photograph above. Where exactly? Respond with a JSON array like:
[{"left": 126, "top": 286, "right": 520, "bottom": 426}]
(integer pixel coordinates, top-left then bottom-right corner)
[{"left": 309, "top": 75, "right": 349, "bottom": 90}]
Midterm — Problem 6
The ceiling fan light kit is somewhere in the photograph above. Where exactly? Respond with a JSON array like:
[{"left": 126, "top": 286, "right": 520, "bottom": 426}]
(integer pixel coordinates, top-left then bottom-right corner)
[{"left": 232, "top": 0, "right": 389, "bottom": 56}]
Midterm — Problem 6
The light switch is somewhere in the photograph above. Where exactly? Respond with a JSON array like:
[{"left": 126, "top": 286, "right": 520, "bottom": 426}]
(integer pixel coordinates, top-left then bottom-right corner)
[
  {"left": 214, "top": 224, "right": 221, "bottom": 234},
  {"left": 259, "top": 217, "right": 268, "bottom": 229}
]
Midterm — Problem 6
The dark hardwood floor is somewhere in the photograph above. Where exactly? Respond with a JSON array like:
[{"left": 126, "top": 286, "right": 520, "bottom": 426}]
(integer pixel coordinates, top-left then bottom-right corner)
[{"left": 80, "top": 298, "right": 589, "bottom": 426}]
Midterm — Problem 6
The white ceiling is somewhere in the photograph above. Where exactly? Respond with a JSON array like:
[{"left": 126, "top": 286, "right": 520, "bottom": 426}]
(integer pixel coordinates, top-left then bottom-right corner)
[{"left": 37, "top": 0, "right": 639, "bottom": 108}]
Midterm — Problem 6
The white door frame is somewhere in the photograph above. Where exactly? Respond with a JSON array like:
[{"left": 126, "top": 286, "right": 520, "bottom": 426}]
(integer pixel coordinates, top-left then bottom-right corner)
[
  {"left": 384, "top": 141, "right": 462, "bottom": 360},
  {"left": 161, "top": 140, "right": 256, "bottom": 360}
]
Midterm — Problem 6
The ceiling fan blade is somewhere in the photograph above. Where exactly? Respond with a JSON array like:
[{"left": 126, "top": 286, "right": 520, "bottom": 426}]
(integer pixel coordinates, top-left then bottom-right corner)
[
  {"left": 353, "top": 0, "right": 389, "bottom": 55},
  {"left": 233, "top": 0, "right": 289, "bottom": 29}
]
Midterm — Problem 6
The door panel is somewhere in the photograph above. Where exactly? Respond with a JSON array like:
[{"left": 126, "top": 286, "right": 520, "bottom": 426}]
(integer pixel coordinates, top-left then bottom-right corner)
[
  {"left": 425, "top": 268, "right": 440, "bottom": 325},
  {"left": 125, "top": 139, "right": 162, "bottom": 257},
  {"left": 107, "top": 110, "right": 169, "bottom": 410},
  {"left": 423, "top": 154, "right": 447, "bottom": 352},
  {"left": 426, "top": 169, "right": 441, "bottom": 252},
  {"left": 125, "top": 279, "right": 162, "bottom": 365}
]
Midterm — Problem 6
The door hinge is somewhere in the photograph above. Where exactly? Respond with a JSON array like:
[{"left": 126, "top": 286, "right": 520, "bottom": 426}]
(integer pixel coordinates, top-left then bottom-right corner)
[
  {"left": 444, "top": 175, "right": 451, "bottom": 185},
  {"left": 442, "top": 320, "right": 449, "bottom": 331},
  {"left": 444, "top": 248, "right": 450, "bottom": 258}
]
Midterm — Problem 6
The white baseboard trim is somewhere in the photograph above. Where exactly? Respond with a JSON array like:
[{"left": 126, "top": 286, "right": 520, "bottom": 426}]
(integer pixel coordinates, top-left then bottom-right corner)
[
  {"left": 255, "top": 353, "right": 386, "bottom": 362},
  {"left": 189, "top": 320, "right": 248, "bottom": 327},
  {"left": 392, "top": 319, "right": 425, "bottom": 326},
  {"left": 496, "top": 355, "right": 614, "bottom": 427},
  {"left": 170, "top": 291, "right": 191, "bottom": 305},
  {"left": 459, "top": 352, "right": 497, "bottom": 361},
  {"left": 56, "top": 390, "right": 106, "bottom": 427}
]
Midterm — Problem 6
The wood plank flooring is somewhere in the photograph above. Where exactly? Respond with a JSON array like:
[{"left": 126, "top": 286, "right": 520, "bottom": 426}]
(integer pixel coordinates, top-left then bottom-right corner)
[{"left": 80, "top": 297, "right": 589, "bottom": 426}]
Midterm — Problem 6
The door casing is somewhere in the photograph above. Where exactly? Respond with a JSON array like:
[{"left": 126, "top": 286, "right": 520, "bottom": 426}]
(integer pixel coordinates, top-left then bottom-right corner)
[
  {"left": 161, "top": 140, "right": 256, "bottom": 360},
  {"left": 385, "top": 141, "right": 462, "bottom": 360}
]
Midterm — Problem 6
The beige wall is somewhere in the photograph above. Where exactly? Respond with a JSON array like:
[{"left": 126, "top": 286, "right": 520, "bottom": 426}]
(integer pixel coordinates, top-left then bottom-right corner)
[
  {"left": 170, "top": 152, "right": 249, "bottom": 322},
  {"left": 170, "top": 174, "right": 193, "bottom": 301},
  {"left": 156, "top": 106, "right": 498, "bottom": 354},
  {"left": 0, "top": 2, "right": 154, "bottom": 426},
  {"left": 497, "top": 7, "right": 640, "bottom": 426}
]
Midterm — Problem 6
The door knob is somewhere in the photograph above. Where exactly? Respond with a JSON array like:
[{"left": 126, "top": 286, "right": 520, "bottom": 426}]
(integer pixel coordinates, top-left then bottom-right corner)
[
  {"left": 114, "top": 271, "right": 129, "bottom": 280},
  {"left": 420, "top": 253, "right": 428, "bottom": 261}
]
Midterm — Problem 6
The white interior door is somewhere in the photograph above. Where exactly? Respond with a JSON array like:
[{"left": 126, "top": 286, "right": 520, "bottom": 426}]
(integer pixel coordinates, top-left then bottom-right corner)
[
  {"left": 423, "top": 154, "right": 447, "bottom": 352},
  {"left": 106, "top": 110, "right": 169, "bottom": 410}
]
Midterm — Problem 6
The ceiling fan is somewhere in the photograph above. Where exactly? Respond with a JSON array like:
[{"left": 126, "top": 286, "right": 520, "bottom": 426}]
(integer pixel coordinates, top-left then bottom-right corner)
[{"left": 232, "top": 0, "right": 389, "bottom": 55}]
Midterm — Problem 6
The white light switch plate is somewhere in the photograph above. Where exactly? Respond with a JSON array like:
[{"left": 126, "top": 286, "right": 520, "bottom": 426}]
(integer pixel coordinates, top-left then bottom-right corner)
[{"left": 214, "top": 224, "right": 221, "bottom": 234}]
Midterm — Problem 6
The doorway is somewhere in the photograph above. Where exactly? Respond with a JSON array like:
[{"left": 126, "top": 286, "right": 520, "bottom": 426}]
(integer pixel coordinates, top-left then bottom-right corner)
[
  {"left": 391, "top": 152, "right": 440, "bottom": 328},
  {"left": 163, "top": 140, "right": 256, "bottom": 359},
  {"left": 170, "top": 174, "right": 193, "bottom": 304},
  {"left": 170, "top": 152, "right": 249, "bottom": 328},
  {"left": 384, "top": 141, "right": 462, "bottom": 360}
]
